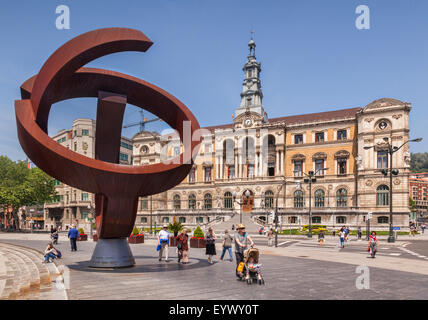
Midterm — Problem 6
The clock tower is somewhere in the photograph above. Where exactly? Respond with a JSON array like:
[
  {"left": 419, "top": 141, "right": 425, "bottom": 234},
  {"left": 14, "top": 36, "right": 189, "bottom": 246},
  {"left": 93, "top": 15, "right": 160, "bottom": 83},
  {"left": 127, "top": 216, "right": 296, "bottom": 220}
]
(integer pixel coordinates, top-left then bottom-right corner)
[{"left": 234, "top": 32, "right": 268, "bottom": 122}]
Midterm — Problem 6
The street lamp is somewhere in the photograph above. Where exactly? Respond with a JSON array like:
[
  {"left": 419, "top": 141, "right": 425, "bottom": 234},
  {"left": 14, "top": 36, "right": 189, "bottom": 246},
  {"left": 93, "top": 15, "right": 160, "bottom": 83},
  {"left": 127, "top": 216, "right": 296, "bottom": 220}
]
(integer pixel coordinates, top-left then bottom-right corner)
[
  {"left": 295, "top": 168, "right": 329, "bottom": 238},
  {"left": 274, "top": 181, "right": 287, "bottom": 247},
  {"left": 87, "top": 204, "right": 94, "bottom": 239},
  {"left": 232, "top": 190, "right": 251, "bottom": 224},
  {"left": 364, "top": 137, "right": 422, "bottom": 242}
]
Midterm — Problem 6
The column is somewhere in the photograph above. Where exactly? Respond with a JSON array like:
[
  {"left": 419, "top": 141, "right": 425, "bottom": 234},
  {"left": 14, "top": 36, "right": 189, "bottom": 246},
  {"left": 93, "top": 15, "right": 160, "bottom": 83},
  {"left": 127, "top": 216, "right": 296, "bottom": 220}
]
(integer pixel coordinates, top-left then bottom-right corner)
[
  {"left": 276, "top": 150, "right": 279, "bottom": 176},
  {"left": 255, "top": 152, "right": 259, "bottom": 177},
  {"left": 235, "top": 154, "right": 239, "bottom": 178},
  {"left": 281, "top": 150, "right": 284, "bottom": 175},
  {"left": 222, "top": 156, "right": 225, "bottom": 179}
]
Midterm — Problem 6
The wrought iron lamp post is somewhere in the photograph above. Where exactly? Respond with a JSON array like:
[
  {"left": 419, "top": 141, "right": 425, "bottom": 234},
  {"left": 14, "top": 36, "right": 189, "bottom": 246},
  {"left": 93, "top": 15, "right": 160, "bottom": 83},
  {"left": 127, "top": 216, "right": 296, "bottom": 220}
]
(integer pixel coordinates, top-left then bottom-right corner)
[
  {"left": 295, "top": 168, "right": 329, "bottom": 238},
  {"left": 87, "top": 204, "right": 94, "bottom": 239},
  {"left": 364, "top": 137, "right": 422, "bottom": 243}
]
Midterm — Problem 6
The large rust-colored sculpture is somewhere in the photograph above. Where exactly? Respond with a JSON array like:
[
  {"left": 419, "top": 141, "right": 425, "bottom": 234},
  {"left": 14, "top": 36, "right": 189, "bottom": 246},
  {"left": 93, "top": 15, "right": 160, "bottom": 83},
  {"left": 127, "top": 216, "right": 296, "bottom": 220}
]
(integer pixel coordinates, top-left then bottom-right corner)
[{"left": 15, "top": 28, "right": 201, "bottom": 267}]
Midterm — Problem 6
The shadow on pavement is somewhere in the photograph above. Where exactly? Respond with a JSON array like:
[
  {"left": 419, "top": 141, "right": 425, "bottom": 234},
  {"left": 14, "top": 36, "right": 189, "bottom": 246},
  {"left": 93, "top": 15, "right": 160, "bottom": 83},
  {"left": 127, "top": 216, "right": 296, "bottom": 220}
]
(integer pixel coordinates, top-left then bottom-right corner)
[{"left": 66, "top": 255, "right": 213, "bottom": 274}]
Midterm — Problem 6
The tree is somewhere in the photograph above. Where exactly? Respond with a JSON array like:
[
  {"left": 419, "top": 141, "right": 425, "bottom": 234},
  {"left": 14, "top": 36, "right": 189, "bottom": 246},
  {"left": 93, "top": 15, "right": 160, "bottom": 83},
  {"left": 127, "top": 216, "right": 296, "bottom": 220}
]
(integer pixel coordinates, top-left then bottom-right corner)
[
  {"left": 0, "top": 156, "right": 56, "bottom": 229},
  {"left": 411, "top": 153, "right": 428, "bottom": 173}
]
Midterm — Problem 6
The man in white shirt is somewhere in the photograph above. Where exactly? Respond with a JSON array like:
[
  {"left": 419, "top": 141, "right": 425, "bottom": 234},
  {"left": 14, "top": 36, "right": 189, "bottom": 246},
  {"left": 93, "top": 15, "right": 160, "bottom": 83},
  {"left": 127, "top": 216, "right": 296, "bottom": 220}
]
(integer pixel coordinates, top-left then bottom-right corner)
[{"left": 157, "top": 224, "right": 170, "bottom": 262}]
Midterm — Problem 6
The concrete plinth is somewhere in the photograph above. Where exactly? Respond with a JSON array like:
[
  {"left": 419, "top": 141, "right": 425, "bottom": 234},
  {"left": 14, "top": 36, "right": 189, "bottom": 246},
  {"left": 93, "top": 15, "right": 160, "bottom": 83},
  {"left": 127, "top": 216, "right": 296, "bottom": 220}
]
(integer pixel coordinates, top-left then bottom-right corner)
[{"left": 89, "top": 238, "right": 135, "bottom": 268}]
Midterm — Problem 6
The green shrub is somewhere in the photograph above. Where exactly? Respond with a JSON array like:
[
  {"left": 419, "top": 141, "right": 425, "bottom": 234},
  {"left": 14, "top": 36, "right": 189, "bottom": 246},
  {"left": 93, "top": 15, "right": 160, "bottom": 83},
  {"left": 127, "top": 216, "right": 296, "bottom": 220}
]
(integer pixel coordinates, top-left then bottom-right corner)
[
  {"left": 132, "top": 226, "right": 140, "bottom": 235},
  {"left": 168, "top": 221, "right": 183, "bottom": 234},
  {"left": 78, "top": 228, "right": 85, "bottom": 235},
  {"left": 193, "top": 226, "right": 204, "bottom": 238}
]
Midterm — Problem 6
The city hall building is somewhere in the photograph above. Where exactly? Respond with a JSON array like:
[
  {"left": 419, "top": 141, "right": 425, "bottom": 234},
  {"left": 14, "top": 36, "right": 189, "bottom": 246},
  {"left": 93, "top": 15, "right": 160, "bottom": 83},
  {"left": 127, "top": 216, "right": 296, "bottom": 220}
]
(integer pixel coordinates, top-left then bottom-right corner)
[
  {"left": 133, "top": 38, "right": 413, "bottom": 231},
  {"left": 42, "top": 37, "right": 413, "bottom": 232}
]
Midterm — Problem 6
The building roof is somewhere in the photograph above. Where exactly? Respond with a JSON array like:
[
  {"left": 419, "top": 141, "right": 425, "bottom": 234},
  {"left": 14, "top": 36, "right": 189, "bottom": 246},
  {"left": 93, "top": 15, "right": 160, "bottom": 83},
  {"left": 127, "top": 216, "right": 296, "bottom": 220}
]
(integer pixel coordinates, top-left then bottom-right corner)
[{"left": 202, "top": 107, "right": 362, "bottom": 132}]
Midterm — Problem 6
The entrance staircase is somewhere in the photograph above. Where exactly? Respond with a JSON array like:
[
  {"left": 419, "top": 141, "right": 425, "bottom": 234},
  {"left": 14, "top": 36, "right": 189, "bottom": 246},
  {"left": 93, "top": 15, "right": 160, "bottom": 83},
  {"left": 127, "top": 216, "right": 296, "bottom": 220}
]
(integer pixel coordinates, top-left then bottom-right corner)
[
  {"left": 212, "top": 212, "right": 263, "bottom": 234},
  {"left": 0, "top": 242, "right": 67, "bottom": 300}
]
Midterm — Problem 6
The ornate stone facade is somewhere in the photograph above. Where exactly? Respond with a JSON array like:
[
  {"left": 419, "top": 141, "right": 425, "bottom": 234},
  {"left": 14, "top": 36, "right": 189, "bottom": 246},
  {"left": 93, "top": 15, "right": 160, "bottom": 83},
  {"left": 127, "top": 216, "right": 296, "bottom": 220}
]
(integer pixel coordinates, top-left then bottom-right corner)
[{"left": 133, "top": 40, "right": 412, "bottom": 231}]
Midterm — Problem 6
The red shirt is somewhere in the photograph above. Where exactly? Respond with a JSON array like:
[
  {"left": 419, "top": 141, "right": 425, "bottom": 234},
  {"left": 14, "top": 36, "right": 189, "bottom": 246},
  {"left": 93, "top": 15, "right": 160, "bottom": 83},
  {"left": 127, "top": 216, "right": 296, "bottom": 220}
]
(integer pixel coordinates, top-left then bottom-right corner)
[{"left": 369, "top": 235, "right": 377, "bottom": 243}]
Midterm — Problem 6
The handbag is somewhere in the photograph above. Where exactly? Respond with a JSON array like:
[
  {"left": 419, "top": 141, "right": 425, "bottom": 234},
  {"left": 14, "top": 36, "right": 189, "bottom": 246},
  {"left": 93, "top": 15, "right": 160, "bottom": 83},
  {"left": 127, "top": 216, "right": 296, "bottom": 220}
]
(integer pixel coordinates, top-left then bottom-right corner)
[{"left": 177, "top": 242, "right": 182, "bottom": 250}]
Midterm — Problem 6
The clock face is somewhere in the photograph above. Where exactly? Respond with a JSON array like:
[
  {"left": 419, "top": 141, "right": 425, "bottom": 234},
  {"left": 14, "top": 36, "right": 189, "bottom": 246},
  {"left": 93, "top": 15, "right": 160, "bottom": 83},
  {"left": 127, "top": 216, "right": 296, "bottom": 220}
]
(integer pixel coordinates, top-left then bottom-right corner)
[
  {"left": 245, "top": 119, "right": 252, "bottom": 126},
  {"left": 378, "top": 121, "right": 388, "bottom": 130}
]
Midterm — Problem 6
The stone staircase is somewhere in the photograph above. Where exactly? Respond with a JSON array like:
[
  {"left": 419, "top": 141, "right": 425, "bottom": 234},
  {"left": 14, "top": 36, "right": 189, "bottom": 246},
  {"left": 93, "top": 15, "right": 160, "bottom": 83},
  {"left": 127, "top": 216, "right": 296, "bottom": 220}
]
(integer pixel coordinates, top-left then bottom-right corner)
[
  {"left": 212, "top": 212, "right": 263, "bottom": 234},
  {"left": 0, "top": 243, "right": 67, "bottom": 300}
]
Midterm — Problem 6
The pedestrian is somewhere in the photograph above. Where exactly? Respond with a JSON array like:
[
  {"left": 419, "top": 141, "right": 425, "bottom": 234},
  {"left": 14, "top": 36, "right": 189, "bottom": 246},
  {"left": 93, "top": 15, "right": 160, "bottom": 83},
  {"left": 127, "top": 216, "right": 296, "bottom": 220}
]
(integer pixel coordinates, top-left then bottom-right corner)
[
  {"left": 410, "top": 224, "right": 415, "bottom": 236},
  {"left": 177, "top": 228, "right": 189, "bottom": 264},
  {"left": 205, "top": 227, "right": 217, "bottom": 264},
  {"left": 357, "top": 227, "right": 362, "bottom": 240},
  {"left": 339, "top": 228, "right": 345, "bottom": 248},
  {"left": 318, "top": 230, "right": 325, "bottom": 246},
  {"left": 368, "top": 231, "right": 379, "bottom": 258},
  {"left": 234, "top": 224, "right": 254, "bottom": 278},
  {"left": 267, "top": 228, "right": 274, "bottom": 247},
  {"left": 344, "top": 226, "right": 349, "bottom": 241},
  {"left": 67, "top": 224, "right": 80, "bottom": 251},
  {"left": 422, "top": 224, "right": 426, "bottom": 234},
  {"left": 220, "top": 229, "right": 233, "bottom": 262},
  {"left": 43, "top": 243, "right": 57, "bottom": 263},
  {"left": 157, "top": 224, "right": 170, "bottom": 262}
]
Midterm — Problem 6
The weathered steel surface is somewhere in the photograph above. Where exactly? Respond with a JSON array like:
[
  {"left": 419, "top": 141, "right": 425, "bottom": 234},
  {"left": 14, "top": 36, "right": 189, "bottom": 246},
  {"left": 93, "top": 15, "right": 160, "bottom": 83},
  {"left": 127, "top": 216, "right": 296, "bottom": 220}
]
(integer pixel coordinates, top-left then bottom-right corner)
[{"left": 15, "top": 28, "right": 201, "bottom": 239}]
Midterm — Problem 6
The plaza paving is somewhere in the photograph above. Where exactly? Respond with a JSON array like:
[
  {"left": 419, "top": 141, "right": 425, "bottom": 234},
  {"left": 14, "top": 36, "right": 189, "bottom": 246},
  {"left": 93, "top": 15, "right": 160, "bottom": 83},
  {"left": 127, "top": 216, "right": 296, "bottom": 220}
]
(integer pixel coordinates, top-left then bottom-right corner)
[{"left": 1, "top": 232, "right": 428, "bottom": 300}]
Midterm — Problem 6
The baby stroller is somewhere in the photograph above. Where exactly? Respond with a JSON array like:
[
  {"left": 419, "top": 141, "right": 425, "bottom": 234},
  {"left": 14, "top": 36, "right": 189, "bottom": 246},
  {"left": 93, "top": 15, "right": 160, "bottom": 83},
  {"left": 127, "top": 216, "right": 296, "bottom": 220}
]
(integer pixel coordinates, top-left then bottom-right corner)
[{"left": 237, "top": 247, "right": 265, "bottom": 285}]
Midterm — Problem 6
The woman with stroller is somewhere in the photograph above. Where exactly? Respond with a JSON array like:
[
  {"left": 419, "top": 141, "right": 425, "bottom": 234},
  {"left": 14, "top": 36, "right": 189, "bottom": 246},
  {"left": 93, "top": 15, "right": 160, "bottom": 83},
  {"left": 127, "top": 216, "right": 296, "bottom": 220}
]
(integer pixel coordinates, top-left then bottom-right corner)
[{"left": 234, "top": 224, "right": 254, "bottom": 278}]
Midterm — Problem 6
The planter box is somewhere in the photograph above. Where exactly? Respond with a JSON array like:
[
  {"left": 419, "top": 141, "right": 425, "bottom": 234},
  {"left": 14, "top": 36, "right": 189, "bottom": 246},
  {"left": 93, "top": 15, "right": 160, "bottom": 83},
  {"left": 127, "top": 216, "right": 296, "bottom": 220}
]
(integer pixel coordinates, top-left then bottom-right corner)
[
  {"left": 92, "top": 234, "right": 98, "bottom": 242},
  {"left": 128, "top": 235, "right": 144, "bottom": 244},
  {"left": 190, "top": 238, "right": 206, "bottom": 248},
  {"left": 78, "top": 234, "right": 88, "bottom": 241},
  {"left": 169, "top": 236, "right": 178, "bottom": 247}
]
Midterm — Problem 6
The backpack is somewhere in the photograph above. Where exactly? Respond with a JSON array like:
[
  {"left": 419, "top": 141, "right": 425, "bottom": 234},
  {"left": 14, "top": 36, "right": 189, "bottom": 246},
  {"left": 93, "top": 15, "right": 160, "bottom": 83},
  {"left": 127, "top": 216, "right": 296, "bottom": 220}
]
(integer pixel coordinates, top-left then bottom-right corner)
[{"left": 55, "top": 249, "right": 62, "bottom": 258}]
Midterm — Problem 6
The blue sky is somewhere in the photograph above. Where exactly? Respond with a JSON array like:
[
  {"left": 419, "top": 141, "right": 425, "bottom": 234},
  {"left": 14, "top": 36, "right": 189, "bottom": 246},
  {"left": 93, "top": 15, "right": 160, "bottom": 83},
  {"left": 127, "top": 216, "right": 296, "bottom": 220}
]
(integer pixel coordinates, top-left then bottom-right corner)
[{"left": 1, "top": 0, "right": 427, "bottom": 161}]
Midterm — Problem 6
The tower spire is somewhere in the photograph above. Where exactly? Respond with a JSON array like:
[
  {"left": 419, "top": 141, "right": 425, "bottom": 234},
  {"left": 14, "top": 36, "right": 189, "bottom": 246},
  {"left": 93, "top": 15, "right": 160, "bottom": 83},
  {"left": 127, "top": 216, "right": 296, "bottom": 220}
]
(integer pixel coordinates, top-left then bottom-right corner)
[{"left": 234, "top": 32, "right": 267, "bottom": 122}]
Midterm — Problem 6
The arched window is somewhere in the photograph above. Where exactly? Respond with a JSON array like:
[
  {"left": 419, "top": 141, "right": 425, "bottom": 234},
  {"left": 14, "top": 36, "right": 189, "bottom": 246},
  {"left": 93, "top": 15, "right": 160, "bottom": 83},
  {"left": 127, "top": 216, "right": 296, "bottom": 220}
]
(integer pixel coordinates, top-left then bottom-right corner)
[
  {"left": 378, "top": 216, "right": 389, "bottom": 224},
  {"left": 173, "top": 194, "right": 181, "bottom": 210},
  {"left": 265, "top": 190, "right": 274, "bottom": 208},
  {"left": 314, "top": 189, "right": 325, "bottom": 207},
  {"left": 204, "top": 193, "right": 212, "bottom": 210},
  {"left": 224, "top": 192, "right": 233, "bottom": 209},
  {"left": 294, "top": 190, "right": 304, "bottom": 208},
  {"left": 336, "top": 188, "right": 348, "bottom": 207},
  {"left": 188, "top": 194, "right": 196, "bottom": 209},
  {"left": 377, "top": 185, "right": 389, "bottom": 206}
]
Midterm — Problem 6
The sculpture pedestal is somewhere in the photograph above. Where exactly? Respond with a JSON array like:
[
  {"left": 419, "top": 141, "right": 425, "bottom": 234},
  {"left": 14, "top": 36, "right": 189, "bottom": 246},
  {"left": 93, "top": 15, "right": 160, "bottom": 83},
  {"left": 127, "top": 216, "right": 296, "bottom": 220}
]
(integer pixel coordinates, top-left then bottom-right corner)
[{"left": 89, "top": 238, "right": 135, "bottom": 268}]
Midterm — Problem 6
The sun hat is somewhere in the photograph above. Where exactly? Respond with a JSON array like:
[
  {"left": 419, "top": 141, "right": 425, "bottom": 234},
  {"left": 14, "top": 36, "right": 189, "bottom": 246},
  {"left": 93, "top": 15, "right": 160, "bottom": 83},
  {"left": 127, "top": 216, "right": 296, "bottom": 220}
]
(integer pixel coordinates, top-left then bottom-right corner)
[
  {"left": 237, "top": 224, "right": 245, "bottom": 229},
  {"left": 163, "top": 224, "right": 168, "bottom": 228}
]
